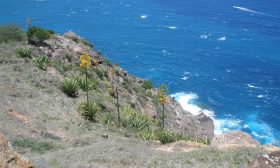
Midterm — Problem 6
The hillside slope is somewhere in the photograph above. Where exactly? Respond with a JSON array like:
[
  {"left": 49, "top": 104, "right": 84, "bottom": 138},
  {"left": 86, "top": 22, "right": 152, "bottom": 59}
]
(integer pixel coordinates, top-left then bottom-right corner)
[{"left": 0, "top": 31, "right": 278, "bottom": 167}]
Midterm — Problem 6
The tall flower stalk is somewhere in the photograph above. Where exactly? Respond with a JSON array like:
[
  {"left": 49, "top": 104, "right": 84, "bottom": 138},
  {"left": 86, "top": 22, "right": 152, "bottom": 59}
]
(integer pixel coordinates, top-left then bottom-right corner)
[
  {"left": 80, "top": 53, "right": 91, "bottom": 105},
  {"left": 158, "top": 84, "right": 168, "bottom": 129}
]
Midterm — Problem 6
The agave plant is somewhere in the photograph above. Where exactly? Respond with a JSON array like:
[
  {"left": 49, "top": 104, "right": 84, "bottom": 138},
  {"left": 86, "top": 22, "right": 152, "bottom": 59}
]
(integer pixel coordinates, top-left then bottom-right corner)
[
  {"left": 138, "top": 129, "right": 157, "bottom": 141},
  {"left": 33, "top": 55, "right": 49, "bottom": 70},
  {"left": 16, "top": 48, "right": 31, "bottom": 58},
  {"left": 80, "top": 101, "right": 102, "bottom": 122},
  {"left": 121, "top": 106, "right": 151, "bottom": 130},
  {"left": 59, "top": 78, "right": 79, "bottom": 97}
]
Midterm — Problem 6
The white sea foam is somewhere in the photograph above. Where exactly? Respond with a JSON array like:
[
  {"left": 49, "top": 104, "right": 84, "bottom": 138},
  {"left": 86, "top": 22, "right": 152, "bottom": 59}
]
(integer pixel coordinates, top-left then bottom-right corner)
[
  {"left": 233, "top": 6, "right": 274, "bottom": 17},
  {"left": 200, "top": 34, "right": 208, "bottom": 39},
  {"left": 181, "top": 76, "right": 189, "bottom": 80},
  {"left": 172, "top": 92, "right": 278, "bottom": 144},
  {"left": 140, "top": 15, "right": 148, "bottom": 19},
  {"left": 257, "top": 95, "right": 264, "bottom": 98},
  {"left": 162, "top": 50, "right": 170, "bottom": 56},
  {"left": 247, "top": 84, "right": 259, "bottom": 89},
  {"left": 168, "top": 26, "right": 177, "bottom": 30},
  {"left": 217, "top": 36, "right": 226, "bottom": 41},
  {"left": 246, "top": 114, "right": 276, "bottom": 144},
  {"left": 171, "top": 92, "right": 242, "bottom": 135}
]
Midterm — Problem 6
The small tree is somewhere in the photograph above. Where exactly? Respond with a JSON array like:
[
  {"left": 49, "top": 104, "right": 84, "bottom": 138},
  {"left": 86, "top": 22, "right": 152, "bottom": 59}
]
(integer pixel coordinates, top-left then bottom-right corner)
[
  {"left": 158, "top": 84, "right": 168, "bottom": 129},
  {"left": 142, "top": 80, "right": 153, "bottom": 91},
  {"left": 26, "top": 26, "right": 51, "bottom": 45}
]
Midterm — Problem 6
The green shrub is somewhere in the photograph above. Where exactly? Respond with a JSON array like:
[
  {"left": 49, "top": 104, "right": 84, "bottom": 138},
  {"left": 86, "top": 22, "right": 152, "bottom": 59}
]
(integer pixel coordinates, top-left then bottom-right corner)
[
  {"left": 142, "top": 80, "right": 153, "bottom": 91},
  {"left": 75, "top": 76, "right": 98, "bottom": 91},
  {"left": 12, "top": 138, "right": 56, "bottom": 154},
  {"left": 65, "top": 53, "right": 72, "bottom": 62},
  {"left": 138, "top": 129, "right": 157, "bottom": 141},
  {"left": 51, "top": 60, "right": 72, "bottom": 74},
  {"left": 0, "top": 24, "right": 26, "bottom": 43},
  {"left": 46, "top": 29, "right": 55, "bottom": 34},
  {"left": 16, "top": 48, "right": 31, "bottom": 58},
  {"left": 95, "top": 68, "right": 105, "bottom": 80},
  {"left": 80, "top": 101, "right": 102, "bottom": 122},
  {"left": 59, "top": 78, "right": 79, "bottom": 97},
  {"left": 156, "top": 130, "right": 186, "bottom": 144},
  {"left": 108, "top": 87, "right": 116, "bottom": 98},
  {"left": 121, "top": 106, "right": 151, "bottom": 130},
  {"left": 101, "top": 112, "right": 117, "bottom": 125},
  {"left": 26, "top": 26, "right": 51, "bottom": 45},
  {"left": 33, "top": 55, "right": 49, "bottom": 70}
]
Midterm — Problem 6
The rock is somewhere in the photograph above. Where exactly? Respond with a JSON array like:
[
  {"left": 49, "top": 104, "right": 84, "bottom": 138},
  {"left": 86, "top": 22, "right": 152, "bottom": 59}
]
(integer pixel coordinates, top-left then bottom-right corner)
[
  {"left": 102, "top": 134, "right": 108, "bottom": 139},
  {"left": 196, "top": 113, "right": 215, "bottom": 139},
  {"left": 0, "top": 131, "right": 34, "bottom": 168},
  {"left": 211, "top": 131, "right": 260, "bottom": 150},
  {"left": 250, "top": 151, "right": 280, "bottom": 168}
]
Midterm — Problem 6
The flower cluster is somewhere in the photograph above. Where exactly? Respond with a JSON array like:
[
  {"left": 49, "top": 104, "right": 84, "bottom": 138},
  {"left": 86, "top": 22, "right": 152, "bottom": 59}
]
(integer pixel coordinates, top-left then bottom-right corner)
[
  {"left": 80, "top": 53, "right": 91, "bottom": 69},
  {"left": 159, "top": 95, "right": 167, "bottom": 105}
]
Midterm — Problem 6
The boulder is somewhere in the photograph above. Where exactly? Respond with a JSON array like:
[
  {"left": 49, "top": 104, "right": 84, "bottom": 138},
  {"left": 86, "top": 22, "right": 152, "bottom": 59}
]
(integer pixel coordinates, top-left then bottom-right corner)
[
  {"left": 196, "top": 113, "right": 215, "bottom": 139},
  {"left": 211, "top": 131, "right": 260, "bottom": 150},
  {"left": 0, "top": 131, "right": 34, "bottom": 168}
]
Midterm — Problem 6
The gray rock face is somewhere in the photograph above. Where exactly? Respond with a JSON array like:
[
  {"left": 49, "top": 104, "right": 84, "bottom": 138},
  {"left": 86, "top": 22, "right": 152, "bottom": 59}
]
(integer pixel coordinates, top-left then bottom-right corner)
[
  {"left": 163, "top": 98, "right": 214, "bottom": 140},
  {"left": 196, "top": 113, "right": 215, "bottom": 139},
  {"left": 211, "top": 131, "right": 260, "bottom": 150}
]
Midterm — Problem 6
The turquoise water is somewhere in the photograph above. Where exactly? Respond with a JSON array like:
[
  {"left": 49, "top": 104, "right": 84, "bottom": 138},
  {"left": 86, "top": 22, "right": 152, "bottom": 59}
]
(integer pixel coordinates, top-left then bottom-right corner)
[{"left": 1, "top": 0, "right": 279, "bottom": 144}]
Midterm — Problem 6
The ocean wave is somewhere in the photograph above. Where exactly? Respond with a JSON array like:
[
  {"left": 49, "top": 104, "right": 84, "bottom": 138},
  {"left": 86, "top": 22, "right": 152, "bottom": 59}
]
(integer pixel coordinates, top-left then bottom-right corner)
[
  {"left": 167, "top": 26, "right": 177, "bottom": 30},
  {"left": 181, "top": 76, "right": 189, "bottom": 80},
  {"left": 247, "top": 84, "right": 259, "bottom": 89},
  {"left": 245, "top": 113, "right": 276, "bottom": 144},
  {"left": 233, "top": 6, "right": 275, "bottom": 17},
  {"left": 140, "top": 15, "right": 148, "bottom": 19},
  {"left": 217, "top": 36, "right": 226, "bottom": 41},
  {"left": 170, "top": 92, "right": 241, "bottom": 135},
  {"left": 200, "top": 34, "right": 208, "bottom": 39},
  {"left": 171, "top": 92, "right": 278, "bottom": 144}
]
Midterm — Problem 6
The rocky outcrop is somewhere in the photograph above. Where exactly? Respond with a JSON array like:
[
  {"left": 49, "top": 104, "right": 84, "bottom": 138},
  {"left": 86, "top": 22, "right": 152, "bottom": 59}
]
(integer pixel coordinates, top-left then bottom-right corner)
[
  {"left": 250, "top": 151, "right": 280, "bottom": 168},
  {"left": 211, "top": 131, "right": 260, "bottom": 150},
  {"left": 196, "top": 113, "right": 215, "bottom": 139},
  {"left": 0, "top": 131, "right": 33, "bottom": 168}
]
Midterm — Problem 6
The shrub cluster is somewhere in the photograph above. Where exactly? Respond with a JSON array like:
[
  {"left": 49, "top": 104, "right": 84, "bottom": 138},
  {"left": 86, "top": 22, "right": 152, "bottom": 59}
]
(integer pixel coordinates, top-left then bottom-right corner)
[
  {"left": 16, "top": 48, "right": 32, "bottom": 58},
  {"left": 121, "top": 106, "right": 151, "bottom": 130},
  {"left": 12, "top": 138, "right": 56, "bottom": 154},
  {"left": 33, "top": 55, "right": 49, "bottom": 70},
  {"left": 51, "top": 60, "right": 72, "bottom": 74},
  {"left": 79, "top": 101, "right": 102, "bottom": 122},
  {"left": 0, "top": 24, "right": 26, "bottom": 43},
  {"left": 138, "top": 129, "right": 210, "bottom": 145},
  {"left": 75, "top": 75, "right": 98, "bottom": 91},
  {"left": 59, "top": 78, "right": 79, "bottom": 97},
  {"left": 27, "top": 26, "right": 51, "bottom": 45},
  {"left": 142, "top": 80, "right": 153, "bottom": 91}
]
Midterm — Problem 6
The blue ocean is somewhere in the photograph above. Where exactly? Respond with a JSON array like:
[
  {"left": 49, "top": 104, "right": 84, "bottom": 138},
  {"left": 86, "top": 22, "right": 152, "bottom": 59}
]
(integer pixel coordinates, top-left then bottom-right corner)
[{"left": 1, "top": 0, "right": 279, "bottom": 145}]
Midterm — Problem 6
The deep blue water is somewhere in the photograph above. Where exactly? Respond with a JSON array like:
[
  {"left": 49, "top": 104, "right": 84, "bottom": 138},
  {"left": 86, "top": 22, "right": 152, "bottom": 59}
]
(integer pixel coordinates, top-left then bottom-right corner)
[{"left": 1, "top": 0, "right": 279, "bottom": 145}]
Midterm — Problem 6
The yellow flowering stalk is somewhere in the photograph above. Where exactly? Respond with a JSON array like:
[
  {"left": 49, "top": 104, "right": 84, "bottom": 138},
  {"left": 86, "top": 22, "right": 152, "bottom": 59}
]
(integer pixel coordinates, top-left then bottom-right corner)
[
  {"left": 157, "top": 84, "right": 168, "bottom": 129},
  {"left": 80, "top": 53, "right": 92, "bottom": 105},
  {"left": 80, "top": 53, "right": 91, "bottom": 69},
  {"left": 159, "top": 95, "right": 167, "bottom": 105}
]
